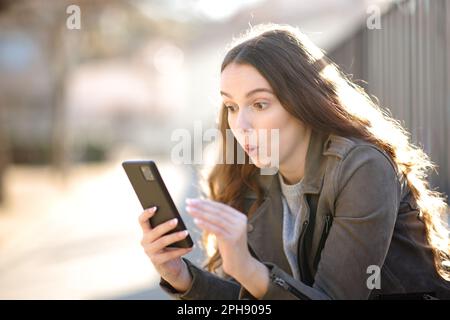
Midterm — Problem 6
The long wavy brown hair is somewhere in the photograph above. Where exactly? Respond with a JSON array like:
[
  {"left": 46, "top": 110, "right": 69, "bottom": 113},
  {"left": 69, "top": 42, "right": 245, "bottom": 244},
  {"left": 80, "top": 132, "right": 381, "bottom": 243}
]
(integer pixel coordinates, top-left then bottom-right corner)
[{"left": 200, "top": 23, "right": 450, "bottom": 280}]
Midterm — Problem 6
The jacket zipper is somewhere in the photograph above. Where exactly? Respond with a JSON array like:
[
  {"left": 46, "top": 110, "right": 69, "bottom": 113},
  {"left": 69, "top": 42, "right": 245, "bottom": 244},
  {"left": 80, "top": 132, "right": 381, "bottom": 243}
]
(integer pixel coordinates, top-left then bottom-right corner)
[
  {"left": 271, "top": 274, "right": 310, "bottom": 300},
  {"left": 313, "top": 214, "right": 333, "bottom": 270},
  {"left": 262, "top": 220, "right": 311, "bottom": 300},
  {"left": 269, "top": 218, "right": 312, "bottom": 300}
]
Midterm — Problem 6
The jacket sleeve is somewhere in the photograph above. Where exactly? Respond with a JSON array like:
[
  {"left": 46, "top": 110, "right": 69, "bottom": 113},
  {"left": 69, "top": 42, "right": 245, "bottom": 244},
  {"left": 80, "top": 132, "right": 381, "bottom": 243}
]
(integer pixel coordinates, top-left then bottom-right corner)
[
  {"left": 159, "top": 258, "right": 241, "bottom": 300},
  {"left": 240, "top": 145, "right": 401, "bottom": 300}
]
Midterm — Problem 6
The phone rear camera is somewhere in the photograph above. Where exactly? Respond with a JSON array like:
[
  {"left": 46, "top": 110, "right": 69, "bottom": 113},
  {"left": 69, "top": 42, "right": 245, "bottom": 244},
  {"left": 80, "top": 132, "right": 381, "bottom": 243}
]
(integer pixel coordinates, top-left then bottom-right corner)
[{"left": 140, "top": 166, "right": 154, "bottom": 181}]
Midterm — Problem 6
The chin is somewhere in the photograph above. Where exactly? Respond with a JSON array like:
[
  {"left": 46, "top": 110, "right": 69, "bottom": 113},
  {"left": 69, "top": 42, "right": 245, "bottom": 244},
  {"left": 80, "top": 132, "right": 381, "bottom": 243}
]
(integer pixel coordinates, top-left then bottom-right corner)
[{"left": 250, "top": 156, "right": 273, "bottom": 168}]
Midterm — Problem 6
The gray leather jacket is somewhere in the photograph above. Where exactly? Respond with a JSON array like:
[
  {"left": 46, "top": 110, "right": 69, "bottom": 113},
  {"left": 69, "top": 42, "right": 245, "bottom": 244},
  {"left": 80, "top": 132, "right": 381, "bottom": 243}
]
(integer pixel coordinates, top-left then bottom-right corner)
[{"left": 160, "top": 130, "right": 450, "bottom": 299}]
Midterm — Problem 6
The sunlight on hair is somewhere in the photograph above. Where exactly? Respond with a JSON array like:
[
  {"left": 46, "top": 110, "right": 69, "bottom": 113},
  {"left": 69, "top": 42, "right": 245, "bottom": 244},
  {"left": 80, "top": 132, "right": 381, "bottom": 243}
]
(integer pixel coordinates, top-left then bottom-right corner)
[
  {"left": 227, "top": 23, "right": 325, "bottom": 63},
  {"left": 321, "top": 62, "right": 450, "bottom": 279},
  {"left": 205, "top": 233, "right": 217, "bottom": 258},
  {"left": 199, "top": 135, "right": 221, "bottom": 199}
]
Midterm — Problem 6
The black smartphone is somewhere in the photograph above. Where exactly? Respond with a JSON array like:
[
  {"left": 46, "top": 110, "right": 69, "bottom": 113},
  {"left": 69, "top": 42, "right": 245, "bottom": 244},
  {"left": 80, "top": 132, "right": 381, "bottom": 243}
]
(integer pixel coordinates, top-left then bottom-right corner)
[{"left": 122, "top": 160, "right": 193, "bottom": 248}]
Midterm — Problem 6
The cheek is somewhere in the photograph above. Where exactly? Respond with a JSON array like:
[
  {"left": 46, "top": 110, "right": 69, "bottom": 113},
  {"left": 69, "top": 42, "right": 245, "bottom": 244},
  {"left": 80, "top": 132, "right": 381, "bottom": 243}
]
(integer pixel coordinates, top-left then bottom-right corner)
[
  {"left": 266, "top": 119, "right": 303, "bottom": 158},
  {"left": 257, "top": 112, "right": 289, "bottom": 151}
]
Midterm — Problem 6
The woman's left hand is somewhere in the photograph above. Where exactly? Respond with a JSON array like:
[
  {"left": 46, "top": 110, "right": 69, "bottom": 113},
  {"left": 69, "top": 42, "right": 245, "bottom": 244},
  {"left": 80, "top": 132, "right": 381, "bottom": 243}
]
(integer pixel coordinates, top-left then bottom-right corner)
[{"left": 185, "top": 198, "right": 252, "bottom": 279}]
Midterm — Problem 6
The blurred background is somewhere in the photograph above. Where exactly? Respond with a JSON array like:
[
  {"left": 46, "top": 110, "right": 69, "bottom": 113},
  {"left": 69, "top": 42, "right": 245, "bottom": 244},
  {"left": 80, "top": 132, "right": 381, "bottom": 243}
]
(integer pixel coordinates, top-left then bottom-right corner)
[{"left": 0, "top": 0, "right": 449, "bottom": 299}]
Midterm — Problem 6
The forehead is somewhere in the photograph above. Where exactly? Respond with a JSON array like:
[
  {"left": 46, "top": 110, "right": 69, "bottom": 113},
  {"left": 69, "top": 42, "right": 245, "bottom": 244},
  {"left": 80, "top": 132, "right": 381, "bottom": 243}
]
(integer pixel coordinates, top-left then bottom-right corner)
[{"left": 220, "top": 63, "right": 272, "bottom": 93}]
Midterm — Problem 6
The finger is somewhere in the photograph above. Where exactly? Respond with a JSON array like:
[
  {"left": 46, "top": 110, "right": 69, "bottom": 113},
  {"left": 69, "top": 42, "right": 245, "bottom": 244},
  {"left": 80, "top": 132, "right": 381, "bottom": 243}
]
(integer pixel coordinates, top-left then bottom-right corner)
[
  {"left": 147, "top": 230, "right": 190, "bottom": 254},
  {"left": 199, "top": 198, "right": 246, "bottom": 222},
  {"left": 138, "top": 206, "right": 157, "bottom": 232},
  {"left": 201, "top": 199, "right": 243, "bottom": 218},
  {"left": 145, "top": 218, "right": 179, "bottom": 244},
  {"left": 193, "top": 217, "right": 228, "bottom": 237},
  {"left": 186, "top": 206, "right": 231, "bottom": 231},
  {"left": 186, "top": 199, "right": 235, "bottom": 224},
  {"left": 152, "top": 247, "right": 193, "bottom": 265}
]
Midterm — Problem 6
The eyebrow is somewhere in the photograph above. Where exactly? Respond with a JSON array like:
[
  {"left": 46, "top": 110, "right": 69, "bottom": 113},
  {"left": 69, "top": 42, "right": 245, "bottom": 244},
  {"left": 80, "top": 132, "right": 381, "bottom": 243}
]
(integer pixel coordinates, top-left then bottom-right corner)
[{"left": 220, "top": 88, "right": 274, "bottom": 98}]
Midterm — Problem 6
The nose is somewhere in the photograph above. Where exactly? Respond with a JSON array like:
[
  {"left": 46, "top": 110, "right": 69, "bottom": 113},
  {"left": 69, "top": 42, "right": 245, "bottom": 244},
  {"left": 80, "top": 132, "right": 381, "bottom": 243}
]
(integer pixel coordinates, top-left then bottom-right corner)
[
  {"left": 234, "top": 109, "right": 258, "bottom": 147},
  {"left": 235, "top": 107, "right": 253, "bottom": 135}
]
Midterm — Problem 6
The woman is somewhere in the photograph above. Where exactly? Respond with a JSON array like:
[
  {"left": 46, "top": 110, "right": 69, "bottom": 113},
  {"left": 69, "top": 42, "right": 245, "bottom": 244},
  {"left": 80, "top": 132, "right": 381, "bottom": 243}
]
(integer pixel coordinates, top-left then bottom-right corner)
[{"left": 138, "top": 24, "right": 450, "bottom": 299}]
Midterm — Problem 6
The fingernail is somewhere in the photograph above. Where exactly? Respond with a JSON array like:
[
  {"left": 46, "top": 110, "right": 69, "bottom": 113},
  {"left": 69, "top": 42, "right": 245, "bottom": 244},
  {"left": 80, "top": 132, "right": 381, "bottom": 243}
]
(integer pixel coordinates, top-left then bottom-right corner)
[
  {"left": 180, "top": 230, "right": 188, "bottom": 237},
  {"left": 171, "top": 218, "right": 178, "bottom": 225}
]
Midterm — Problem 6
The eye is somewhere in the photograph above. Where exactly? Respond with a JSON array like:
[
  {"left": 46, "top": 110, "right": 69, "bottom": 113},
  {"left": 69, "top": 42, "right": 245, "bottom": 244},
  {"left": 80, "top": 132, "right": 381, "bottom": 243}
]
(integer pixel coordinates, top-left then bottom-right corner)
[
  {"left": 224, "top": 104, "right": 237, "bottom": 112},
  {"left": 253, "top": 102, "right": 269, "bottom": 110}
]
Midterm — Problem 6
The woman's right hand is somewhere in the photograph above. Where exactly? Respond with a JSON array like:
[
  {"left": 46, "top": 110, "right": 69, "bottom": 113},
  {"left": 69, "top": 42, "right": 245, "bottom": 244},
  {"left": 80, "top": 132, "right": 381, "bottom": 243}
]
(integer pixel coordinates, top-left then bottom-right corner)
[{"left": 139, "top": 206, "right": 193, "bottom": 292}]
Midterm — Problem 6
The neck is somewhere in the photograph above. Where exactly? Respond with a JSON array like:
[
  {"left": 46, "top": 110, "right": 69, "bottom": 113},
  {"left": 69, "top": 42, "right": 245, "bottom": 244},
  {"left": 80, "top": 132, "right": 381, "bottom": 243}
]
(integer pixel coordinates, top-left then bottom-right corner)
[{"left": 279, "top": 127, "right": 311, "bottom": 185}]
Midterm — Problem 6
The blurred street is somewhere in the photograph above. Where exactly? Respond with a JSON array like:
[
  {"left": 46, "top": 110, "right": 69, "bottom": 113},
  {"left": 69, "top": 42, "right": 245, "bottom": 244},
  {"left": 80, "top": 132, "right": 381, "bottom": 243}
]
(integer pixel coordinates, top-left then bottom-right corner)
[{"left": 0, "top": 154, "right": 205, "bottom": 299}]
